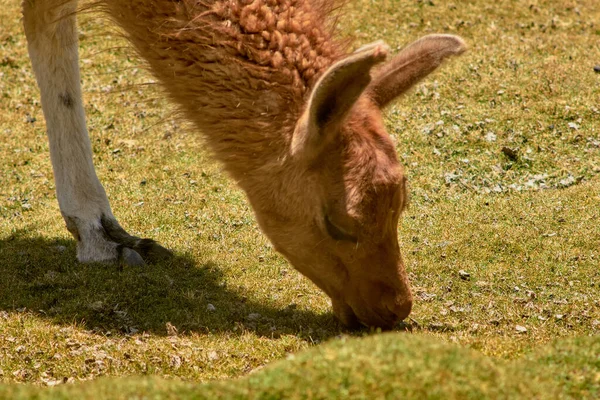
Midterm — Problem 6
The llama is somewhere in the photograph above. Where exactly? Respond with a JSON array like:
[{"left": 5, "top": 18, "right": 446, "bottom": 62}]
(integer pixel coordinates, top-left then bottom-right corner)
[{"left": 22, "top": 0, "right": 466, "bottom": 329}]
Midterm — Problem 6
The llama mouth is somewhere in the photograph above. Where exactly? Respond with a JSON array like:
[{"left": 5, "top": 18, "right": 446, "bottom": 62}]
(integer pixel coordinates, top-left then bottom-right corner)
[
  {"left": 331, "top": 298, "right": 361, "bottom": 329},
  {"left": 343, "top": 298, "right": 402, "bottom": 330},
  {"left": 333, "top": 299, "right": 398, "bottom": 330},
  {"left": 356, "top": 309, "right": 398, "bottom": 330}
]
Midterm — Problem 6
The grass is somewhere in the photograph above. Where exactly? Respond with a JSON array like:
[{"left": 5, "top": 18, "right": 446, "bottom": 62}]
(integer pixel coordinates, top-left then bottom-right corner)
[
  {"left": 0, "top": 0, "right": 599, "bottom": 397},
  {"left": 1, "top": 333, "right": 599, "bottom": 399}
]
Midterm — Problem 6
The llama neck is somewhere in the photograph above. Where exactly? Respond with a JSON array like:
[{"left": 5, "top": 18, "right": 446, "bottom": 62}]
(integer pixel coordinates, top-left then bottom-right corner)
[{"left": 101, "top": 0, "right": 345, "bottom": 178}]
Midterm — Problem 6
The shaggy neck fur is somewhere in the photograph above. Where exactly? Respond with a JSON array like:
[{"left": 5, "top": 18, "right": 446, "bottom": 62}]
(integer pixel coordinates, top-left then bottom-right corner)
[{"left": 99, "top": 0, "right": 347, "bottom": 185}]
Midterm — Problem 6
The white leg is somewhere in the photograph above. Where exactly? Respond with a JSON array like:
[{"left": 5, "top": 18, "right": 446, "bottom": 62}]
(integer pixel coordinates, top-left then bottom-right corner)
[{"left": 22, "top": 0, "right": 170, "bottom": 264}]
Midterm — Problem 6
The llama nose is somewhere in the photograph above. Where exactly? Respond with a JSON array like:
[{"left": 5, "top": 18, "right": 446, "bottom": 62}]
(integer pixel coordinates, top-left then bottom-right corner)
[
  {"left": 393, "top": 297, "right": 413, "bottom": 321},
  {"left": 385, "top": 290, "right": 413, "bottom": 322}
]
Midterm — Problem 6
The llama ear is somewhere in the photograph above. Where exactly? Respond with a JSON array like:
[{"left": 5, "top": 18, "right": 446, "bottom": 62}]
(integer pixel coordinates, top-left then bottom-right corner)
[
  {"left": 367, "top": 34, "right": 467, "bottom": 108},
  {"left": 291, "top": 41, "right": 389, "bottom": 158}
]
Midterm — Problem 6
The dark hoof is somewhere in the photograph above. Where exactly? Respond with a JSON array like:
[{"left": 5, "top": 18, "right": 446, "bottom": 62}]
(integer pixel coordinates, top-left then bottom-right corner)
[
  {"left": 101, "top": 215, "right": 173, "bottom": 264},
  {"left": 134, "top": 239, "right": 173, "bottom": 262},
  {"left": 121, "top": 247, "right": 145, "bottom": 267}
]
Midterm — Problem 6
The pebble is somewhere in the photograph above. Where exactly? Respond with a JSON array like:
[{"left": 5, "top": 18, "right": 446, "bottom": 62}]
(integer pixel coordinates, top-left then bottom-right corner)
[
  {"left": 247, "top": 313, "right": 261, "bottom": 321},
  {"left": 515, "top": 325, "right": 528, "bottom": 333},
  {"left": 206, "top": 304, "right": 216, "bottom": 312},
  {"left": 594, "top": 65, "right": 600, "bottom": 73}
]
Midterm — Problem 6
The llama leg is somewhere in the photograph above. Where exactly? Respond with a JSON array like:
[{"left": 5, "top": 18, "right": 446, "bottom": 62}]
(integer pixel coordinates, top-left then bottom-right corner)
[{"left": 22, "top": 0, "right": 171, "bottom": 265}]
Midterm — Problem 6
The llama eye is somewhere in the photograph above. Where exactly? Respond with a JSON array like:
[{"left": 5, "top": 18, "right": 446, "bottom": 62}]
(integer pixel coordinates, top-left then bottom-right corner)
[{"left": 324, "top": 215, "right": 358, "bottom": 243}]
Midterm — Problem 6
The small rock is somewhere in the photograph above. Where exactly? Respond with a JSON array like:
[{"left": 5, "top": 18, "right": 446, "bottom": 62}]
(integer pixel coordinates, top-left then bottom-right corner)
[
  {"left": 247, "top": 313, "right": 261, "bottom": 321},
  {"left": 417, "top": 291, "right": 437, "bottom": 301},
  {"left": 206, "top": 303, "right": 216, "bottom": 312},
  {"left": 44, "top": 379, "right": 63, "bottom": 387},
  {"left": 594, "top": 65, "right": 600, "bottom": 73},
  {"left": 54, "top": 245, "right": 67, "bottom": 253},
  {"left": 492, "top": 184, "right": 504, "bottom": 193},
  {"left": 170, "top": 355, "right": 182, "bottom": 369},
  {"left": 515, "top": 325, "right": 527, "bottom": 333},
  {"left": 458, "top": 270, "right": 471, "bottom": 280},
  {"left": 485, "top": 132, "right": 497, "bottom": 142},
  {"left": 208, "top": 351, "right": 219, "bottom": 361},
  {"left": 558, "top": 175, "right": 577, "bottom": 188},
  {"left": 165, "top": 322, "right": 178, "bottom": 336}
]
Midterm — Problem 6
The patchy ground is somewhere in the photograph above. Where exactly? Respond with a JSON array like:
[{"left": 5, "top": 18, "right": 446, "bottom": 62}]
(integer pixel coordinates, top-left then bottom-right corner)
[{"left": 0, "top": 0, "right": 599, "bottom": 396}]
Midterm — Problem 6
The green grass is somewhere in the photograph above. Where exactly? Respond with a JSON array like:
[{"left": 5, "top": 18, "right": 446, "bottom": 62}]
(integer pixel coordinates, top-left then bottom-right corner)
[
  {"left": 1, "top": 333, "right": 599, "bottom": 399},
  {"left": 1, "top": 0, "right": 599, "bottom": 397}
]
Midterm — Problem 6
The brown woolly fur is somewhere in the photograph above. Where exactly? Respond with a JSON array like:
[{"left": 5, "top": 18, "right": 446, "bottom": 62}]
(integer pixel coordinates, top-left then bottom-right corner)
[
  {"left": 24, "top": 0, "right": 466, "bottom": 329},
  {"left": 94, "top": 0, "right": 349, "bottom": 180},
  {"left": 92, "top": 0, "right": 465, "bottom": 329}
]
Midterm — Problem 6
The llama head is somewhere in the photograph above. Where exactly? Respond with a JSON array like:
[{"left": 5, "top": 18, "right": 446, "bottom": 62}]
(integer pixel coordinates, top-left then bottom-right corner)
[{"left": 251, "top": 35, "right": 466, "bottom": 329}]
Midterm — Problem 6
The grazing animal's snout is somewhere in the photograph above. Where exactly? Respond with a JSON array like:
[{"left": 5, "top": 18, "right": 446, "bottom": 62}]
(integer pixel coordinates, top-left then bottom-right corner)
[
  {"left": 350, "top": 278, "right": 414, "bottom": 330},
  {"left": 23, "top": 0, "right": 466, "bottom": 327},
  {"left": 329, "top": 282, "right": 413, "bottom": 330},
  {"left": 384, "top": 288, "right": 414, "bottom": 326}
]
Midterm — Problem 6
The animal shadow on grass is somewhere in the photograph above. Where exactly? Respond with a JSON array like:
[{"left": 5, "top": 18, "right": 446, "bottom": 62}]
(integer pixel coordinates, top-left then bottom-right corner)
[{"left": 0, "top": 229, "right": 342, "bottom": 341}]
